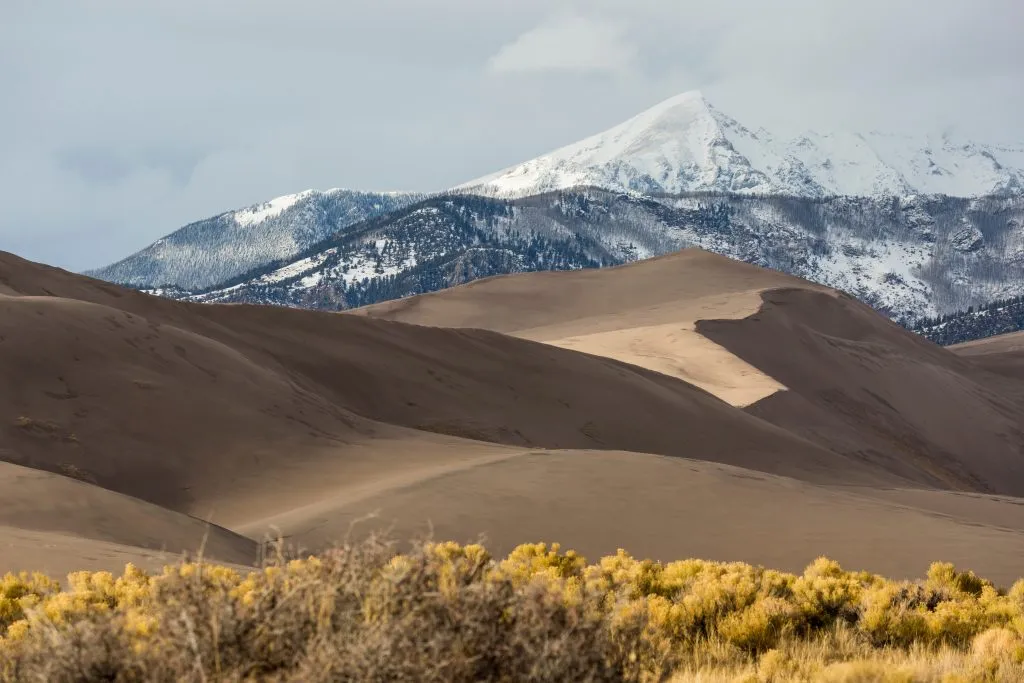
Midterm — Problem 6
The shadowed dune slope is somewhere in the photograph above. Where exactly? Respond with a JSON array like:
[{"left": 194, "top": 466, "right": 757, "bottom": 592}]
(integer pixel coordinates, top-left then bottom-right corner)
[
  {"left": 697, "top": 289, "right": 1024, "bottom": 495},
  {"left": 0, "top": 250, "right": 886, "bottom": 523},
  {"left": 353, "top": 250, "right": 827, "bottom": 406},
  {"left": 7, "top": 248, "right": 1024, "bottom": 583},
  {"left": 952, "top": 331, "right": 1024, "bottom": 392},
  {"left": 0, "top": 461, "right": 257, "bottom": 575},
  {"left": 355, "top": 249, "right": 1024, "bottom": 496},
  {"left": 0, "top": 291, "right": 383, "bottom": 515}
]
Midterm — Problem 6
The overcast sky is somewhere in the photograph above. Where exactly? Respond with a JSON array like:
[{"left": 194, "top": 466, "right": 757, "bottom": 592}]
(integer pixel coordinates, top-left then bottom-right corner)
[{"left": 3, "top": 0, "right": 1022, "bottom": 271}]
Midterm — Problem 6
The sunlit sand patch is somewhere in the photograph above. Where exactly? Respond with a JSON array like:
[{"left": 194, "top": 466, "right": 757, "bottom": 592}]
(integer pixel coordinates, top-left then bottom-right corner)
[
  {"left": 512, "top": 290, "right": 787, "bottom": 407},
  {"left": 544, "top": 323, "right": 785, "bottom": 407}
]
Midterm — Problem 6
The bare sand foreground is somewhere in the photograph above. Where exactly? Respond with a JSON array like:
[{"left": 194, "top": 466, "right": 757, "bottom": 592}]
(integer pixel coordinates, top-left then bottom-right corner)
[{"left": 3, "top": 248, "right": 1024, "bottom": 585}]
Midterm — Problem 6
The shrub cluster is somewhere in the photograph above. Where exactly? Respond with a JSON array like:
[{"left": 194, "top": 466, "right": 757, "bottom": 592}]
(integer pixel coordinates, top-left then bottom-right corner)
[{"left": 2, "top": 540, "right": 1024, "bottom": 681}]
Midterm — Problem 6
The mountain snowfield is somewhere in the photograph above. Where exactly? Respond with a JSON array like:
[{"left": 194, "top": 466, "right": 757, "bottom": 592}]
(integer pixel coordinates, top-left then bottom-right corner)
[
  {"left": 87, "top": 90, "right": 1024, "bottom": 329},
  {"left": 459, "top": 91, "right": 1024, "bottom": 199}
]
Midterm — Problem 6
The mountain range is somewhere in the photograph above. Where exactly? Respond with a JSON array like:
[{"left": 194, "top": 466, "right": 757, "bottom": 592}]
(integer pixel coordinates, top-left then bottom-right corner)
[
  {"left": 87, "top": 91, "right": 1024, "bottom": 329},
  {"left": 149, "top": 189, "right": 1024, "bottom": 325}
]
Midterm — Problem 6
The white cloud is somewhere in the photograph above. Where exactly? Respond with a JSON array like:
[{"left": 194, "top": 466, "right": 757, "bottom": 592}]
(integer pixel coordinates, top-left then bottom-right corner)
[{"left": 488, "top": 13, "right": 637, "bottom": 75}]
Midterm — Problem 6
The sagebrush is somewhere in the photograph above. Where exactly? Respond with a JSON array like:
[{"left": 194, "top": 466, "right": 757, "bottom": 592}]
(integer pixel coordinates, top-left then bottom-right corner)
[{"left": 2, "top": 538, "right": 1024, "bottom": 681}]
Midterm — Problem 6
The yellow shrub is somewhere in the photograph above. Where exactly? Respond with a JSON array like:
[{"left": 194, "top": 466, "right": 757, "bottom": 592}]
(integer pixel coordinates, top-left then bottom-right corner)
[
  {"left": 925, "top": 598, "right": 989, "bottom": 647},
  {"left": 427, "top": 541, "right": 490, "bottom": 567},
  {"left": 927, "top": 562, "right": 991, "bottom": 598},
  {"left": 3, "top": 542, "right": 1024, "bottom": 682},
  {"left": 972, "top": 627, "right": 1024, "bottom": 661},
  {"left": 582, "top": 549, "right": 648, "bottom": 598},
  {"left": 498, "top": 542, "right": 586, "bottom": 587},
  {"left": 717, "top": 597, "right": 798, "bottom": 653},
  {"left": 679, "top": 571, "right": 761, "bottom": 636},
  {"left": 0, "top": 572, "right": 60, "bottom": 633},
  {"left": 793, "top": 580, "right": 854, "bottom": 628},
  {"left": 655, "top": 559, "right": 712, "bottom": 596},
  {"left": 858, "top": 583, "right": 929, "bottom": 647}
]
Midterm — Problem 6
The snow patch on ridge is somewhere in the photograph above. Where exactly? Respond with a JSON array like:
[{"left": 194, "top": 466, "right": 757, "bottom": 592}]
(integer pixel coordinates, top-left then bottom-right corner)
[{"left": 232, "top": 190, "right": 316, "bottom": 227}]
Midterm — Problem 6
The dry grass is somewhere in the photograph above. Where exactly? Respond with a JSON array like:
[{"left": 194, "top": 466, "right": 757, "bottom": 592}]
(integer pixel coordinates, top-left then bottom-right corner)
[{"left": 2, "top": 539, "right": 1024, "bottom": 681}]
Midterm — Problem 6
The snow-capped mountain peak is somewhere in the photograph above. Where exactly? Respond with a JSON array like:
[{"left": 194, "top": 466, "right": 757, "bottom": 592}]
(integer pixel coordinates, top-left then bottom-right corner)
[
  {"left": 459, "top": 91, "right": 1024, "bottom": 199},
  {"left": 547, "top": 89, "right": 724, "bottom": 166},
  {"left": 459, "top": 90, "right": 775, "bottom": 197}
]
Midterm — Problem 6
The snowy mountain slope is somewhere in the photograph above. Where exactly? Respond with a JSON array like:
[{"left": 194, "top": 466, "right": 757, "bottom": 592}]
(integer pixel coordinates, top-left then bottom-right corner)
[
  {"left": 175, "top": 194, "right": 610, "bottom": 310},
  {"left": 458, "top": 91, "right": 1024, "bottom": 199},
  {"left": 87, "top": 188, "right": 424, "bottom": 290},
  {"left": 154, "top": 190, "right": 1024, "bottom": 323}
]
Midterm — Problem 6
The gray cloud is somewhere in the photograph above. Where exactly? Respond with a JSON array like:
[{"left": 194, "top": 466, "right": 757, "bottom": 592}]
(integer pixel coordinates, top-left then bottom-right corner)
[{"left": 1, "top": 0, "right": 1021, "bottom": 271}]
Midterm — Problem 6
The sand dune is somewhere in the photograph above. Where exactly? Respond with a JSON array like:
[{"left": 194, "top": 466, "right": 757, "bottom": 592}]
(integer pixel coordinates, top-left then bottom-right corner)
[
  {"left": 355, "top": 250, "right": 823, "bottom": 406},
  {"left": 0, "top": 251, "right": 891, "bottom": 526},
  {"left": 0, "top": 461, "right": 256, "bottom": 575},
  {"left": 953, "top": 331, "right": 1024, "bottom": 356},
  {"left": 698, "top": 289, "right": 1024, "bottom": 495},
  {"left": 353, "top": 250, "right": 818, "bottom": 332},
  {"left": 357, "top": 250, "right": 1024, "bottom": 496},
  {"left": 5, "top": 248, "right": 1024, "bottom": 585},
  {"left": 241, "top": 448, "right": 1024, "bottom": 587},
  {"left": 952, "top": 331, "right": 1024, "bottom": 395},
  {"left": 0, "top": 291, "right": 381, "bottom": 514},
  {"left": 0, "top": 526, "right": 231, "bottom": 579},
  {"left": 539, "top": 322, "right": 784, "bottom": 407}
]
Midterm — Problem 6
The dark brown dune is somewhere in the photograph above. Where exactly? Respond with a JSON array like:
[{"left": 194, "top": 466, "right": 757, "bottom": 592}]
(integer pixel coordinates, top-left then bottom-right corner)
[
  {"left": 355, "top": 249, "right": 1024, "bottom": 496},
  {"left": 0, "top": 291, "right": 379, "bottom": 515},
  {"left": 6, "top": 247, "right": 1024, "bottom": 584},
  {"left": 353, "top": 249, "right": 815, "bottom": 406},
  {"left": 696, "top": 289, "right": 1024, "bottom": 495},
  {"left": 951, "top": 331, "right": 1024, "bottom": 402},
  {"left": 0, "top": 250, "right": 886, "bottom": 522},
  {"left": 0, "top": 461, "right": 256, "bottom": 573}
]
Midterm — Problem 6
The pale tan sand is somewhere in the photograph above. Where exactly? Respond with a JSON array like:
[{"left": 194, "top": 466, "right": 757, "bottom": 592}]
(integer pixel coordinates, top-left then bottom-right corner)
[
  {"left": 240, "top": 448, "right": 1024, "bottom": 588},
  {"left": 537, "top": 320, "right": 783, "bottom": 407}
]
